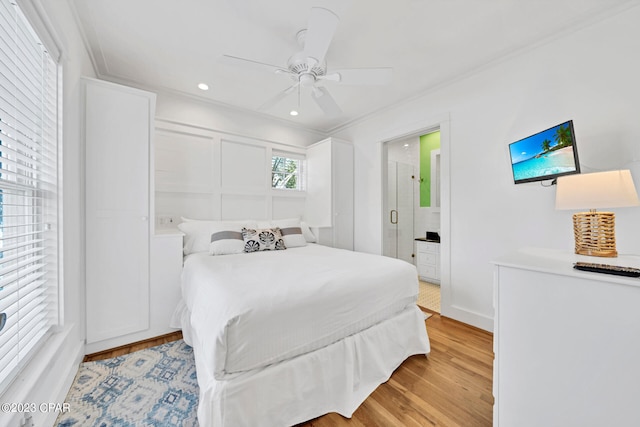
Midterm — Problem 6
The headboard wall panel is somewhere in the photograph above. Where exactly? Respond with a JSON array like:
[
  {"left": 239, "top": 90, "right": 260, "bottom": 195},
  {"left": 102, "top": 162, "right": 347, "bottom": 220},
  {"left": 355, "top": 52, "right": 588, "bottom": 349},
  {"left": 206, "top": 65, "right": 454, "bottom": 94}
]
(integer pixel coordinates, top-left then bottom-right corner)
[
  {"left": 220, "top": 140, "right": 267, "bottom": 192},
  {"left": 155, "top": 192, "right": 215, "bottom": 223},
  {"left": 155, "top": 119, "right": 308, "bottom": 228},
  {"left": 220, "top": 195, "right": 268, "bottom": 221},
  {"left": 273, "top": 195, "right": 306, "bottom": 220},
  {"left": 156, "top": 131, "right": 214, "bottom": 194}
]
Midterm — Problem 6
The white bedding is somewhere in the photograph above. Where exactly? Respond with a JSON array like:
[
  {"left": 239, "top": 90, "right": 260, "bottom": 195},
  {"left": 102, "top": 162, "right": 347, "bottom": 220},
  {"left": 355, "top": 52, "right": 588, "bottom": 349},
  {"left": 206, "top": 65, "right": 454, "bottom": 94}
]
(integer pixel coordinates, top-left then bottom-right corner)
[{"left": 181, "top": 244, "right": 421, "bottom": 380}]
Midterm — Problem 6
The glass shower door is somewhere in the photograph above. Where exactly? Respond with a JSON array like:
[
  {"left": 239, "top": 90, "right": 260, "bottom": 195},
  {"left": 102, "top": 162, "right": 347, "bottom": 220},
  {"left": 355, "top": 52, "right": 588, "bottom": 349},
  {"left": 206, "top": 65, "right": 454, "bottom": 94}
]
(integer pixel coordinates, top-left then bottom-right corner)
[{"left": 384, "top": 161, "right": 414, "bottom": 263}]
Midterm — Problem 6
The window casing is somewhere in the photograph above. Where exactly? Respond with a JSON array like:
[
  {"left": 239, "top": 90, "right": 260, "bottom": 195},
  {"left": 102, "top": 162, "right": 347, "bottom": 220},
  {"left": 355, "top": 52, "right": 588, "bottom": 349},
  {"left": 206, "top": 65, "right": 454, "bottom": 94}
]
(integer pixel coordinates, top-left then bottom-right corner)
[
  {"left": 272, "top": 151, "right": 305, "bottom": 191},
  {"left": 0, "top": 0, "right": 60, "bottom": 393}
]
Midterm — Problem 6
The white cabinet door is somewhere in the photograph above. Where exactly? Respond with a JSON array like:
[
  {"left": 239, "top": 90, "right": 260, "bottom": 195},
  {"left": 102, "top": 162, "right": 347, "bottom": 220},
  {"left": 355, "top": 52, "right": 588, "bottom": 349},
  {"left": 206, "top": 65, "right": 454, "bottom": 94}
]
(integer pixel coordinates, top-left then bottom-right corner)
[
  {"left": 305, "top": 138, "right": 353, "bottom": 250},
  {"left": 85, "top": 78, "right": 156, "bottom": 345}
]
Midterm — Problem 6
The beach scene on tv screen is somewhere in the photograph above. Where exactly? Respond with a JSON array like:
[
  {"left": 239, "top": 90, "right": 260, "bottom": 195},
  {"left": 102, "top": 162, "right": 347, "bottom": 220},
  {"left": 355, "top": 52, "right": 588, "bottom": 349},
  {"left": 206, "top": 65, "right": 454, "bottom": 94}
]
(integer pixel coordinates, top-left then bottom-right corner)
[{"left": 510, "top": 122, "right": 577, "bottom": 182}]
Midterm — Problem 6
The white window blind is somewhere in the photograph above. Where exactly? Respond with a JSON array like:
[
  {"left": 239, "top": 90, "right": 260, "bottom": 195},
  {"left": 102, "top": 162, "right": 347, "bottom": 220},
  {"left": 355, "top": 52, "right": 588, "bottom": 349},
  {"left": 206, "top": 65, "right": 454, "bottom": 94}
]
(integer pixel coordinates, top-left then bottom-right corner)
[{"left": 0, "top": 0, "right": 59, "bottom": 393}]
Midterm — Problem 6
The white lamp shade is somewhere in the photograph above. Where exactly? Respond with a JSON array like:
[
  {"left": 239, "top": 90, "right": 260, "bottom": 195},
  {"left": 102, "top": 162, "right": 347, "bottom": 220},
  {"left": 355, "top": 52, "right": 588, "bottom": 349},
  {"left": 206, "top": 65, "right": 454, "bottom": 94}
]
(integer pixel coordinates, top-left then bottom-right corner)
[{"left": 555, "top": 169, "right": 640, "bottom": 210}]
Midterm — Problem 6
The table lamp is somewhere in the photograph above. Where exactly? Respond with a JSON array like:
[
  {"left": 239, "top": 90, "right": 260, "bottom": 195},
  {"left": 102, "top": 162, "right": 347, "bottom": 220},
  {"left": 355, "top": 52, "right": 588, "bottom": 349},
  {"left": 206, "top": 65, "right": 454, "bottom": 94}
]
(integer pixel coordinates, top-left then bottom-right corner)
[{"left": 555, "top": 169, "right": 639, "bottom": 257}]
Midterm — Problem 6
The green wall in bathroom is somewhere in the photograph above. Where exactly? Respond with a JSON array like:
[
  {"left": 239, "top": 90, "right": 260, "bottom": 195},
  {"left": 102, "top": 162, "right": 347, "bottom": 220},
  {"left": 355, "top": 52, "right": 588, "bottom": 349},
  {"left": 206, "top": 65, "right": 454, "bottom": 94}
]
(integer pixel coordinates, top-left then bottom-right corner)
[{"left": 420, "top": 131, "right": 441, "bottom": 207}]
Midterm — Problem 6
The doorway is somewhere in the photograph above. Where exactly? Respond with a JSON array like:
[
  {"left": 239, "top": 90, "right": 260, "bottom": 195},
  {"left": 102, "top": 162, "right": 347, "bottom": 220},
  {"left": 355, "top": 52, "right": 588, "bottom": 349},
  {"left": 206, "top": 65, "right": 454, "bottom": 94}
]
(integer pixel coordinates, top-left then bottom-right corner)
[{"left": 383, "top": 130, "right": 442, "bottom": 313}]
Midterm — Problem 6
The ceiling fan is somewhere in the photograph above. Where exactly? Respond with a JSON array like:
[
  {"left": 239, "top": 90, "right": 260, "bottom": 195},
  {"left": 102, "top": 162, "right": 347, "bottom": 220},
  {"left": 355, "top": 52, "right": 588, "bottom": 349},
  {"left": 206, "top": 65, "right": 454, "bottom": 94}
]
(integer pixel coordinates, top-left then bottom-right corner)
[{"left": 221, "top": 5, "right": 392, "bottom": 117}]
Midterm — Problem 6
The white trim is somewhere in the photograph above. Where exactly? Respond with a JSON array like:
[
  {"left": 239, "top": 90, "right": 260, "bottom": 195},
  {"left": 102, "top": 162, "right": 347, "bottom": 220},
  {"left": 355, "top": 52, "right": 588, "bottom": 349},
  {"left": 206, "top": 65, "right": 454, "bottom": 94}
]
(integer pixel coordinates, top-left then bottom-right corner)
[
  {"left": 378, "top": 115, "right": 456, "bottom": 323},
  {"left": 0, "top": 326, "right": 84, "bottom": 427},
  {"left": 15, "top": 0, "right": 62, "bottom": 61},
  {"left": 430, "top": 149, "right": 441, "bottom": 208},
  {"left": 156, "top": 118, "right": 310, "bottom": 153}
]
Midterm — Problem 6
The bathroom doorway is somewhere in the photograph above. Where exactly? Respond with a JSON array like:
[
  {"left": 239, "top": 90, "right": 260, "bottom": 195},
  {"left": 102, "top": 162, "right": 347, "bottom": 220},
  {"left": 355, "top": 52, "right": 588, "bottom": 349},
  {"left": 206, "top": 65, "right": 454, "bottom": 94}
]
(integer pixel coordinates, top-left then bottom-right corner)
[{"left": 383, "top": 130, "right": 441, "bottom": 313}]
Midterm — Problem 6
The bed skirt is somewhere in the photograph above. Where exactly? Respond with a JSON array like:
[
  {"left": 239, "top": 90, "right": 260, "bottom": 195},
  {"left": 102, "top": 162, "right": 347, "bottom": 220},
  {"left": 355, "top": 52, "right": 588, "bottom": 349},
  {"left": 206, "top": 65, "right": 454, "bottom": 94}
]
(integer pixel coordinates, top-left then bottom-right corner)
[{"left": 174, "top": 303, "right": 430, "bottom": 427}]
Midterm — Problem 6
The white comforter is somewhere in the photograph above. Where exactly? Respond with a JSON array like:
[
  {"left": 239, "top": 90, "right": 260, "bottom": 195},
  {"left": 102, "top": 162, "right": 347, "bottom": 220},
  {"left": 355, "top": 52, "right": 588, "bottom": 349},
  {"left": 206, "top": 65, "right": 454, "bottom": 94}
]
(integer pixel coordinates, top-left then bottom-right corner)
[{"left": 181, "top": 244, "right": 420, "bottom": 380}]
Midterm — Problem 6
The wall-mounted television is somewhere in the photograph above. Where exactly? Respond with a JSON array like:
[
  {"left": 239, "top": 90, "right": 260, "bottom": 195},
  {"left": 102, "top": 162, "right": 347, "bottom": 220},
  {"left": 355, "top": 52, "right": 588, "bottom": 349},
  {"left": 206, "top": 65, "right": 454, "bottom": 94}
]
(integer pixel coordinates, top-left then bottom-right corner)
[{"left": 509, "top": 120, "right": 580, "bottom": 184}]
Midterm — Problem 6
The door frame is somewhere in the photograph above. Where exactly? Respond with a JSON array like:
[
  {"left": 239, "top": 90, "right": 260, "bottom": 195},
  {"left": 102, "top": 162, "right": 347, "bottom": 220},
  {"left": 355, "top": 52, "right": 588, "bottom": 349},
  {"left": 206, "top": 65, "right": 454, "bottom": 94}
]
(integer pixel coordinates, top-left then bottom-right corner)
[{"left": 379, "top": 114, "right": 451, "bottom": 318}]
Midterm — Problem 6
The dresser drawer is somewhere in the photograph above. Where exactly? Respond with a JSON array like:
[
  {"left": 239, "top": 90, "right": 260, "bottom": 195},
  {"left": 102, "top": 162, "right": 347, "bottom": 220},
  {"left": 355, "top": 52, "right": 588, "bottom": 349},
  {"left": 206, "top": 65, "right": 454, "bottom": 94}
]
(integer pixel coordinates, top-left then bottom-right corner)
[
  {"left": 418, "top": 252, "right": 438, "bottom": 266},
  {"left": 419, "top": 265, "right": 438, "bottom": 280},
  {"left": 416, "top": 241, "right": 439, "bottom": 254}
]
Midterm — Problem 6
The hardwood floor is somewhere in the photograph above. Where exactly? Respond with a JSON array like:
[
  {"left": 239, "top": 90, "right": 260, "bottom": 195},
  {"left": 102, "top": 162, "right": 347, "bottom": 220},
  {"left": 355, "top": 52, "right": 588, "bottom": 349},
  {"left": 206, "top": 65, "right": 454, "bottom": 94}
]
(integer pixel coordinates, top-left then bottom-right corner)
[
  {"left": 300, "top": 313, "right": 494, "bottom": 427},
  {"left": 83, "top": 315, "right": 494, "bottom": 426}
]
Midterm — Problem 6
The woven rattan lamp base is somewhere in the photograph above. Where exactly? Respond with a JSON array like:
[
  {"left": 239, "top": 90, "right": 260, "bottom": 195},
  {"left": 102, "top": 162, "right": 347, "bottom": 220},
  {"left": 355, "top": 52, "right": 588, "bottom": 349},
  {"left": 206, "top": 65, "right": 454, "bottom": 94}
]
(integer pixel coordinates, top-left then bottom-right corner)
[{"left": 572, "top": 211, "right": 617, "bottom": 257}]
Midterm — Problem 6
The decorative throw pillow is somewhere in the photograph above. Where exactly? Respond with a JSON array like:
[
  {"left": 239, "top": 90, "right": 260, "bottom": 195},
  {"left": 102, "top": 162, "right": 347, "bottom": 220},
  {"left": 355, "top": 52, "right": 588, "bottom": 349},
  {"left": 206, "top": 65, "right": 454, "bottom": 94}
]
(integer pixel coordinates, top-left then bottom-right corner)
[{"left": 242, "top": 227, "right": 287, "bottom": 252}]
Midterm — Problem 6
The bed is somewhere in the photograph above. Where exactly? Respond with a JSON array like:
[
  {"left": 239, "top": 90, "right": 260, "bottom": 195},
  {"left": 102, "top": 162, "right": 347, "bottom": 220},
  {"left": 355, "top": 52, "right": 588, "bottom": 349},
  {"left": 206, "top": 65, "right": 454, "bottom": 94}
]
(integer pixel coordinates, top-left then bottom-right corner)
[{"left": 171, "top": 219, "right": 430, "bottom": 426}]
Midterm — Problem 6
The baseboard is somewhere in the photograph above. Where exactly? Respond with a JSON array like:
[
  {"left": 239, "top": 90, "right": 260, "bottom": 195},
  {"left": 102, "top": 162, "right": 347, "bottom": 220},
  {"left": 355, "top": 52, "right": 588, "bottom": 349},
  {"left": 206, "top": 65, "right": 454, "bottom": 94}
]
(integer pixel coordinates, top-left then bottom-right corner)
[
  {"left": 442, "top": 304, "right": 494, "bottom": 332},
  {"left": 42, "top": 338, "right": 84, "bottom": 427},
  {"left": 83, "top": 330, "right": 183, "bottom": 362}
]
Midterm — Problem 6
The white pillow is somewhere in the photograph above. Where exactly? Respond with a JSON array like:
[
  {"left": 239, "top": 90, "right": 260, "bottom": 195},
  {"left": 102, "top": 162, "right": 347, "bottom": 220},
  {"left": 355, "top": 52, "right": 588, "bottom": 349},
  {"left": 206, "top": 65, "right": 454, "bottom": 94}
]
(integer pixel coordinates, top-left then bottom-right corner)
[
  {"left": 177, "top": 219, "right": 255, "bottom": 255},
  {"left": 300, "top": 221, "right": 317, "bottom": 243},
  {"left": 269, "top": 218, "right": 307, "bottom": 247}
]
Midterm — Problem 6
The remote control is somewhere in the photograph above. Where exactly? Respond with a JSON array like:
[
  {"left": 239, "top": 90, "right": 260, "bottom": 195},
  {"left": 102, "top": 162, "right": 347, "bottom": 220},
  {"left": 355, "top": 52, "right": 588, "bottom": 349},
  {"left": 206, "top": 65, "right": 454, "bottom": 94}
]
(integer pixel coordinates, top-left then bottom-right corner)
[{"left": 573, "top": 262, "right": 640, "bottom": 277}]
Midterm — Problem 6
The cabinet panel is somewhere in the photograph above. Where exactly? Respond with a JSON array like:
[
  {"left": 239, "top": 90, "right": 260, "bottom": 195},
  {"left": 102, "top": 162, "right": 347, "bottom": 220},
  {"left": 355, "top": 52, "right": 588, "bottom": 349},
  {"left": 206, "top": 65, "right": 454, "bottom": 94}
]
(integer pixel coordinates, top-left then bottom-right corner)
[
  {"left": 84, "top": 78, "right": 155, "bottom": 346},
  {"left": 494, "top": 249, "right": 640, "bottom": 427},
  {"left": 86, "top": 215, "right": 149, "bottom": 342},
  {"left": 305, "top": 141, "right": 332, "bottom": 227},
  {"left": 305, "top": 138, "right": 353, "bottom": 250}
]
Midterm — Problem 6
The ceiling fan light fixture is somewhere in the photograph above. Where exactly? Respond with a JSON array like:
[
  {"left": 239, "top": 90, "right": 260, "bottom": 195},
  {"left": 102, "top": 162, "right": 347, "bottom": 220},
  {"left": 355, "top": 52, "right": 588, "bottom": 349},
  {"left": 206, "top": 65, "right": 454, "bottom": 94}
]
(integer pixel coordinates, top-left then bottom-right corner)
[{"left": 299, "top": 73, "right": 316, "bottom": 87}]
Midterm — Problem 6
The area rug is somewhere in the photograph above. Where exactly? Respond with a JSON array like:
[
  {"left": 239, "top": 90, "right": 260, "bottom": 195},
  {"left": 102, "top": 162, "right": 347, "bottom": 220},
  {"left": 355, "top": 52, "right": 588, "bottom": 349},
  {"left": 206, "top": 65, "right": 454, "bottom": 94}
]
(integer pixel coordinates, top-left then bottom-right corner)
[{"left": 55, "top": 340, "right": 199, "bottom": 427}]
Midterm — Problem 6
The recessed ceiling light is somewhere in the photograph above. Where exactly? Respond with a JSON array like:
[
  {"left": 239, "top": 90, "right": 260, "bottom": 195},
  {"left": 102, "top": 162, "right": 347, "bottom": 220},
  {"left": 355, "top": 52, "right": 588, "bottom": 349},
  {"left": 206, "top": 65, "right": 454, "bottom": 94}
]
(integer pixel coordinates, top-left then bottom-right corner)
[
  {"left": 289, "top": 110, "right": 299, "bottom": 116},
  {"left": 198, "top": 83, "right": 209, "bottom": 91},
  {"left": 403, "top": 143, "right": 409, "bottom": 147}
]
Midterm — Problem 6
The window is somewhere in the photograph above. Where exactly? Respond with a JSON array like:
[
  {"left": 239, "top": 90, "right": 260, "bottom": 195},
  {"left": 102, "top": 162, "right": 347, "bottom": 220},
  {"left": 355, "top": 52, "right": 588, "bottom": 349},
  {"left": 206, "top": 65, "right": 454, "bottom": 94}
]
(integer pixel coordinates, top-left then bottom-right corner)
[
  {"left": 272, "top": 152, "right": 304, "bottom": 190},
  {"left": 0, "top": 0, "right": 60, "bottom": 393}
]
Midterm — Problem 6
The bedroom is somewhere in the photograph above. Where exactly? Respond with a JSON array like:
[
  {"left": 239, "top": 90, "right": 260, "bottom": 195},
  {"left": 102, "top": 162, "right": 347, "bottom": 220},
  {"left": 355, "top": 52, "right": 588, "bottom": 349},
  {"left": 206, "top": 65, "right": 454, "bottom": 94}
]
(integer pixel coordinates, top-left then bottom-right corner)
[{"left": 1, "top": 0, "right": 640, "bottom": 426}]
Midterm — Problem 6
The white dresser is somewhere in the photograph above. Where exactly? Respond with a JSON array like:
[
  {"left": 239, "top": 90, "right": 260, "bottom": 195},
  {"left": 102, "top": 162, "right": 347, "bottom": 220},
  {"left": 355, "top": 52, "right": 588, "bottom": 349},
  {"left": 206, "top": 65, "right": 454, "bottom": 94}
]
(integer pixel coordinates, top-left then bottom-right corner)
[
  {"left": 492, "top": 247, "right": 640, "bottom": 427},
  {"left": 415, "top": 239, "right": 440, "bottom": 283}
]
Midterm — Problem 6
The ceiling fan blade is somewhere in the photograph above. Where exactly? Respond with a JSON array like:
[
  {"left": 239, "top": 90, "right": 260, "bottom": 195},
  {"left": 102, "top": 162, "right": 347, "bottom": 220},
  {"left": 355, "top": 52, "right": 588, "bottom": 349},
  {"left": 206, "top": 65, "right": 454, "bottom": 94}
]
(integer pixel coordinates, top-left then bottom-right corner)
[
  {"left": 258, "top": 83, "right": 299, "bottom": 111},
  {"left": 323, "top": 68, "right": 393, "bottom": 85},
  {"left": 221, "top": 54, "right": 290, "bottom": 74},
  {"left": 311, "top": 86, "right": 342, "bottom": 117},
  {"left": 303, "top": 7, "right": 339, "bottom": 66}
]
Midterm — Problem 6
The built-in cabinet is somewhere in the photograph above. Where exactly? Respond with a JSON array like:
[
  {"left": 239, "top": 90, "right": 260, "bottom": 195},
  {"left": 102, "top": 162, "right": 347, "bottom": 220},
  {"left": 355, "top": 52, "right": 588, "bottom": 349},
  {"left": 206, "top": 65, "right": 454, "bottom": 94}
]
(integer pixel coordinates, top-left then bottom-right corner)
[
  {"left": 493, "top": 247, "right": 640, "bottom": 427},
  {"left": 415, "top": 239, "right": 440, "bottom": 282},
  {"left": 84, "top": 78, "right": 181, "bottom": 353},
  {"left": 305, "top": 137, "right": 354, "bottom": 250}
]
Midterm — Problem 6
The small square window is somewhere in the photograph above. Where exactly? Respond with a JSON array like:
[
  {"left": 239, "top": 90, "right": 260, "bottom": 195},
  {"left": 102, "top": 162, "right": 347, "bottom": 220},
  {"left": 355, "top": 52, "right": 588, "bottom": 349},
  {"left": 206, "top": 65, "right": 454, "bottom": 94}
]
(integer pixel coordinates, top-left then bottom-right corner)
[{"left": 272, "top": 154, "right": 304, "bottom": 190}]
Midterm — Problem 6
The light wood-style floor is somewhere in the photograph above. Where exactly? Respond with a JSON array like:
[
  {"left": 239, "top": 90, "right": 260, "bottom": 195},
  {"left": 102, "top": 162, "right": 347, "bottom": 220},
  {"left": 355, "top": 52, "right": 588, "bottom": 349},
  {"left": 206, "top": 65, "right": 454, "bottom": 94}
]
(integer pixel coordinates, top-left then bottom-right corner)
[{"left": 84, "top": 314, "right": 494, "bottom": 426}]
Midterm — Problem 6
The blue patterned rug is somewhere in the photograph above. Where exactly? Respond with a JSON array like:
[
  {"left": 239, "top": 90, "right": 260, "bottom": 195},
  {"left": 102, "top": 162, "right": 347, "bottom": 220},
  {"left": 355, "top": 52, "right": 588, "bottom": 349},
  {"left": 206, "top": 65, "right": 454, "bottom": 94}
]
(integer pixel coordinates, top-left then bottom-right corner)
[{"left": 56, "top": 340, "right": 199, "bottom": 426}]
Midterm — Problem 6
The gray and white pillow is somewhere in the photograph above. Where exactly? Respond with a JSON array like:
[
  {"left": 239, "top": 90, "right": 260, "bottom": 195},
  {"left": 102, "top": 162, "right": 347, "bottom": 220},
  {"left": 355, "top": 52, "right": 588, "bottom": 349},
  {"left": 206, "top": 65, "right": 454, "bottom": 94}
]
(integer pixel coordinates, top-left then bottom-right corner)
[
  {"left": 269, "top": 218, "right": 308, "bottom": 247},
  {"left": 209, "top": 229, "right": 245, "bottom": 255},
  {"left": 177, "top": 219, "right": 255, "bottom": 255},
  {"left": 242, "top": 227, "right": 287, "bottom": 252}
]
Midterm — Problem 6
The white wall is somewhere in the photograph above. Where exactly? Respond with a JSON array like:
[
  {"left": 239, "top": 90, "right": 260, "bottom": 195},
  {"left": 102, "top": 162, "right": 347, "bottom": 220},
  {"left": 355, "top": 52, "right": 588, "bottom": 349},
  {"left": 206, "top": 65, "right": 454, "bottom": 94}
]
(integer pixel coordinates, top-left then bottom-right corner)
[{"left": 333, "top": 6, "right": 640, "bottom": 331}]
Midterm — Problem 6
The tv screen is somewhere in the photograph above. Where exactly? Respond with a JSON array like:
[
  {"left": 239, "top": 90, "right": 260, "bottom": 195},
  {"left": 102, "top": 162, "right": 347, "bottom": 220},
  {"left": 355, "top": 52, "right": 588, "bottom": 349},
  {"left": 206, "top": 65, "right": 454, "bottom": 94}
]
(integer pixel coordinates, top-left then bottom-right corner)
[{"left": 509, "top": 120, "right": 580, "bottom": 184}]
